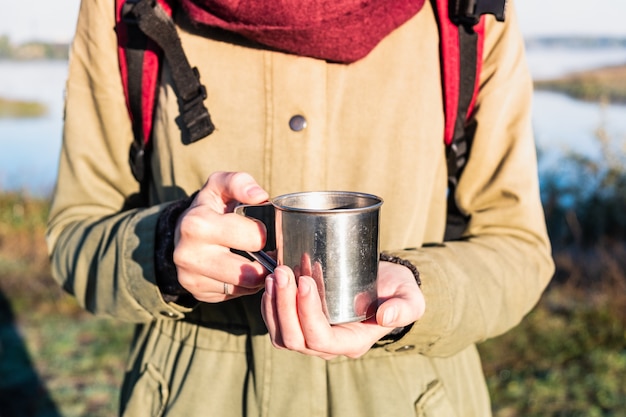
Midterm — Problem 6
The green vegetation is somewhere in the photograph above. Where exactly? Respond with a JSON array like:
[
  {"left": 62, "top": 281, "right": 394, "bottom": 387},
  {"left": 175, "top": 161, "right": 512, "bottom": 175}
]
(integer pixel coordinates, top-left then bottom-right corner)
[
  {"left": 0, "top": 97, "right": 47, "bottom": 118},
  {"left": 535, "top": 64, "right": 626, "bottom": 104},
  {"left": 0, "top": 193, "right": 133, "bottom": 417},
  {"left": 2, "top": 156, "right": 626, "bottom": 416},
  {"left": 541, "top": 123, "right": 626, "bottom": 247},
  {"left": 478, "top": 253, "right": 626, "bottom": 416},
  {"left": 477, "top": 126, "right": 626, "bottom": 416}
]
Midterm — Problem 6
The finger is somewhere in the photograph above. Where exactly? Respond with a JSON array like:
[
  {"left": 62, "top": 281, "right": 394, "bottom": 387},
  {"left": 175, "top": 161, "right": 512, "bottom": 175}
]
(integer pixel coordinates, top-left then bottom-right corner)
[
  {"left": 178, "top": 204, "right": 268, "bottom": 252},
  {"left": 311, "top": 261, "right": 328, "bottom": 314},
  {"left": 174, "top": 239, "right": 266, "bottom": 287},
  {"left": 375, "top": 263, "right": 425, "bottom": 328},
  {"left": 190, "top": 277, "right": 262, "bottom": 303},
  {"left": 201, "top": 171, "right": 269, "bottom": 210},
  {"left": 299, "top": 252, "right": 312, "bottom": 277},
  {"left": 295, "top": 276, "right": 337, "bottom": 352},
  {"left": 297, "top": 276, "right": 390, "bottom": 358},
  {"left": 261, "top": 276, "right": 284, "bottom": 347},
  {"left": 267, "top": 274, "right": 338, "bottom": 360},
  {"left": 272, "top": 266, "right": 307, "bottom": 351},
  {"left": 177, "top": 265, "right": 265, "bottom": 297},
  {"left": 375, "top": 284, "right": 424, "bottom": 329},
  {"left": 195, "top": 277, "right": 260, "bottom": 303}
]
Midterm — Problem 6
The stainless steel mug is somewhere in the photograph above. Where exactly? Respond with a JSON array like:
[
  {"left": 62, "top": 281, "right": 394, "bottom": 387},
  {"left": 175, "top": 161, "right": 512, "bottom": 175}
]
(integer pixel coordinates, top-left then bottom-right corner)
[{"left": 235, "top": 191, "right": 383, "bottom": 324}]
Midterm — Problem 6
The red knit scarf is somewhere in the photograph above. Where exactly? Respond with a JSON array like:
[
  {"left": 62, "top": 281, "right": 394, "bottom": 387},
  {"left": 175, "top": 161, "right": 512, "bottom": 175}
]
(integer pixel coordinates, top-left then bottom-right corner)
[{"left": 179, "top": 0, "right": 426, "bottom": 63}]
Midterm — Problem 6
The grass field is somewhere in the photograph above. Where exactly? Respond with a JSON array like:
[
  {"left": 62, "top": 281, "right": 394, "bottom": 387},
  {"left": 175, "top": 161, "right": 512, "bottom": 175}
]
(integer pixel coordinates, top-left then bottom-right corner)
[
  {"left": 1, "top": 191, "right": 624, "bottom": 416},
  {"left": 0, "top": 193, "right": 133, "bottom": 416}
]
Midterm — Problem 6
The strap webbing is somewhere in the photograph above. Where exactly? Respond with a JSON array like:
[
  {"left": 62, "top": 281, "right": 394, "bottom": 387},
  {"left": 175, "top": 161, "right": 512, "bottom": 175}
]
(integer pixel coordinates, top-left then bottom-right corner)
[
  {"left": 126, "top": 0, "right": 215, "bottom": 144},
  {"left": 116, "top": 0, "right": 214, "bottom": 189},
  {"left": 115, "top": 0, "right": 500, "bottom": 235},
  {"left": 116, "top": 0, "right": 163, "bottom": 191},
  {"left": 434, "top": 0, "right": 487, "bottom": 240}
]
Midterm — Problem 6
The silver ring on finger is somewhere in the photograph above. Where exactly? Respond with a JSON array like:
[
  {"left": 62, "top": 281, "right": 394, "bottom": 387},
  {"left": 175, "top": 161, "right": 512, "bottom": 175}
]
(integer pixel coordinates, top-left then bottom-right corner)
[{"left": 223, "top": 282, "right": 231, "bottom": 295}]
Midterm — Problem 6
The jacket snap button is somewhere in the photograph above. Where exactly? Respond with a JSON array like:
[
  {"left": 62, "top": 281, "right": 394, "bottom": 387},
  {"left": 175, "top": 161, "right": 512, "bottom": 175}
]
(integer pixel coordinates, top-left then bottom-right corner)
[
  {"left": 289, "top": 115, "right": 307, "bottom": 132},
  {"left": 159, "top": 310, "right": 177, "bottom": 318},
  {"left": 395, "top": 345, "right": 415, "bottom": 352}
]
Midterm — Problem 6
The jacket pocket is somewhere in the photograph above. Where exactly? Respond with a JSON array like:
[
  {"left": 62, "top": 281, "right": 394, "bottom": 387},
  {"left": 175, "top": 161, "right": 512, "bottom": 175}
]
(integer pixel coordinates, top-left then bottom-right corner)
[
  {"left": 414, "top": 379, "right": 459, "bottom": 417},
  {"left": 121, "top": 363, "right": 169, "bottom": 417}
]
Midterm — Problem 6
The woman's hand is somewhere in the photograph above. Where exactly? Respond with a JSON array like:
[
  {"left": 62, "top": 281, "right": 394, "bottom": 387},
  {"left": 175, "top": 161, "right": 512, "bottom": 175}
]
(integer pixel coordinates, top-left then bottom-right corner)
[
  {"left": 173, "top": 171, "right": 270, "bottom": 303},
  {"left": 261, "top": 261, "right": 425, "bottom": 360}
]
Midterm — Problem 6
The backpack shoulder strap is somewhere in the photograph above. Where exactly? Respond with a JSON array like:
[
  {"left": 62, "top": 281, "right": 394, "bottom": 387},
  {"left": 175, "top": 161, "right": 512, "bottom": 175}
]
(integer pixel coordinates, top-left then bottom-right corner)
[
  {"left": 115, "top": 0, "right": 504, "bottom": 219},
  {"left": 433, "top": 0, "right": 506, "bottom": 240},
  {"left": 115, "top": 0, "right": 214, "bottom": 193}
]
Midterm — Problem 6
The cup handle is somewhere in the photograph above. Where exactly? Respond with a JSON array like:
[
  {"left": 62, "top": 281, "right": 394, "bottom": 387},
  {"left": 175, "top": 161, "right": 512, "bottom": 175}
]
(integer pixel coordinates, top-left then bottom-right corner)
[{"left": 234, "top": 203, "right": 277, "bottom": 273}]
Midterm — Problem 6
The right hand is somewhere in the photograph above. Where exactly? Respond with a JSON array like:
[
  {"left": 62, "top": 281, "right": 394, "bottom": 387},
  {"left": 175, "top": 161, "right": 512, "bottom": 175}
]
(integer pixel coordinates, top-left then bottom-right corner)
[{"left": 173, "top": 171, "right": 270, "bottom": 303}]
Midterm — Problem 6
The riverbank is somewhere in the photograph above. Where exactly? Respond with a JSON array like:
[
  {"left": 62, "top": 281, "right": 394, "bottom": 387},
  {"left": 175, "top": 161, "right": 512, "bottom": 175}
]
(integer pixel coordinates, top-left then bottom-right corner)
[
  {"left": 535, "top": 63, "right": 626, "bottom": 103},
  {"left": 0, "top": 36, "right": 69, "bottom": 60}
]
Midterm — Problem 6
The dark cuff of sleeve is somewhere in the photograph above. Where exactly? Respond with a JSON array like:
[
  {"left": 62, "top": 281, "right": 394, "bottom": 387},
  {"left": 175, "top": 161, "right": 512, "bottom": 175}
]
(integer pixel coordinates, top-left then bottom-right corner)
[
  {"left": 378, "top": 252, "right": 420, "bottom": 343},
  {"left": 154, "top": 191, "right": 199, "bottom": 305}
]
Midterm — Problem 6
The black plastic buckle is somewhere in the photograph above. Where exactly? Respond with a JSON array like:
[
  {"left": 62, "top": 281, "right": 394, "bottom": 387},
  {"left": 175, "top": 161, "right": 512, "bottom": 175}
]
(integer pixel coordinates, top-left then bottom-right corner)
[
  {"left": 451, "top": 0, "right": 507, "bottom": 26},
  {"left": 121, "top": 0, "right": 155, "bottom": 24},
  {"left": 121, "top": 0, "right": 140, "bottom": 24},
  {"left": 180, "top": 67, "right": 214, "bottom": 143},
  {"left": 129, "top": 140, "right": 146, "bottom": 182}
]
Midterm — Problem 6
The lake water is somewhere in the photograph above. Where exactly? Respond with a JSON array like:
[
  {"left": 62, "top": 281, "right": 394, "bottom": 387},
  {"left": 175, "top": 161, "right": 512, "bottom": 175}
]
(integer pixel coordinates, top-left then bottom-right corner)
[
  {"left": 1, "top": 46, "right": 626, "bottom": 196},
  {"left": 0, "top": 60, "right": 67, "bottom": 196},
  {"left": 526, "top": 46, "right": 626, "bottom": 172}
]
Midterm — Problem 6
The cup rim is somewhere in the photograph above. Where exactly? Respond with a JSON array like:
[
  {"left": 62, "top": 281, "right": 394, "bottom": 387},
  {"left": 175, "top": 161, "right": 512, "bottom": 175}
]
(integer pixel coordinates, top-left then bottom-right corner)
[{"left": 270, "top": 190, "right": 383, "bottom": 213}]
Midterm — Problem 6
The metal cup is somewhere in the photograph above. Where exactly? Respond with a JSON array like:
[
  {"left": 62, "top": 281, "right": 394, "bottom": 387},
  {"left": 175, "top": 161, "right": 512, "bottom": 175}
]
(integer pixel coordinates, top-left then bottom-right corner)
[{"left": 235, "top": 191, "right": 383, "bottom": 324}]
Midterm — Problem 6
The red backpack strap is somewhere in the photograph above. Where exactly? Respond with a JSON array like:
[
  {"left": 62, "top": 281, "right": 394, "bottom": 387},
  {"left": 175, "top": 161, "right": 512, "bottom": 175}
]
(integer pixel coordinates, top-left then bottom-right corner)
[
  {"left": 437, "top": 1, "right": 485, "bottom": 147},
  {"left": 434, "top": 0, "right": 506, "bottom": 240},
  {"left": 115, "top": 0, "right": 214, "bottom": 191}
]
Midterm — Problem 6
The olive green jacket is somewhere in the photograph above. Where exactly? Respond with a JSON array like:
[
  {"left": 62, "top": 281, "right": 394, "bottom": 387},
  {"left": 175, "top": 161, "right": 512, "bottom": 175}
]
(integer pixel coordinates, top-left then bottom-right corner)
[{"left": 47, "top": 0, "right": 554, "bottom": 415}]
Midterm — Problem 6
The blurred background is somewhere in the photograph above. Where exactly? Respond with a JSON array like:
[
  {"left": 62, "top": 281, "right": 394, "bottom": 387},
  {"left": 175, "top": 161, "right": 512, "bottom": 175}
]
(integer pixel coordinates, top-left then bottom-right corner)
[{"left": 1, "top": 0, "right": 625, "bottom": 416}]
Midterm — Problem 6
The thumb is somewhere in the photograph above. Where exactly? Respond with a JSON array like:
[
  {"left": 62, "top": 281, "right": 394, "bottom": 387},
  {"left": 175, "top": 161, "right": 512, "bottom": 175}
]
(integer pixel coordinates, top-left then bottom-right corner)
[
  {"left": 378, "top": 302, "right": 402, "bottom": 328},
  {"left": 376, "top": 296, "right": 424, "bottom": 329},
  {"left": 201, "top": 171, "right": 269, "bottom": 209}
]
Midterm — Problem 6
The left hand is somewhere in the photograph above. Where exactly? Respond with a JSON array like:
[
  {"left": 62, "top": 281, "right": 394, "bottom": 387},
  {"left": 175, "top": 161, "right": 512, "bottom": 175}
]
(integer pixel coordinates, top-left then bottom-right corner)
[{"left": 261, "top": 261, "right": 425, "bottom": 360}]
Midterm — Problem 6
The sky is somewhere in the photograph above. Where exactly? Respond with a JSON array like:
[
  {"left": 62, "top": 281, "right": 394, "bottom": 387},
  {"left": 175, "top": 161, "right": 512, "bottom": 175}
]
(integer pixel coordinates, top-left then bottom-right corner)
[{"left": 1, "top": 0, "right": 626, "bottom": 43}]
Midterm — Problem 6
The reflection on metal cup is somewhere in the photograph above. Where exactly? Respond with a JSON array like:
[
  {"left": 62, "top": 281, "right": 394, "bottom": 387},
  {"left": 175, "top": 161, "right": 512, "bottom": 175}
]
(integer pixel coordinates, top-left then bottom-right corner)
[{"left": 235, "top": 191, "right": 383, "bottom": 324}]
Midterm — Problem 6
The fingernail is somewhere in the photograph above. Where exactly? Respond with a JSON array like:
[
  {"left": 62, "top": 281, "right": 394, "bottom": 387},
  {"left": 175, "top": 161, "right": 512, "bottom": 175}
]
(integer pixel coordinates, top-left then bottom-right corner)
[
  {"left": 275, "top": 268, "right": 290, "bottom": 288},
  {"left": 298, "top": 277, "right": 311, "bottom": 296},
  {"left": 265, "top": 276, "right": 274, "bottom": 296},
  {"left": 382, "top": 306, "right": 397, "bottom": 327},
  {"left": 246, "top": 185, "right": 267, "bottom": 200}
]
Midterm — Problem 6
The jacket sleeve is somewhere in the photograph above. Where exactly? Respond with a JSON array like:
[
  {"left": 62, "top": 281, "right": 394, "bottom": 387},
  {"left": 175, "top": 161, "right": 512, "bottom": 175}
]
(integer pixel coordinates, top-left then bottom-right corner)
[
  {"left": 46, "top": 0, "right": 188, "bottom": 322},
  {"left": 380, "top": 4, "right": 555, "bottom": 356}
]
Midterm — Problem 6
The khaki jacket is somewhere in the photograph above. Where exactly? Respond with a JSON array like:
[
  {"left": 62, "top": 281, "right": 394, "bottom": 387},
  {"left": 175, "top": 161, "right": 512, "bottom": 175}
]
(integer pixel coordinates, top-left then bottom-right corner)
[{"left": 47, "top": 0, "right": 554, "bottom": 416}]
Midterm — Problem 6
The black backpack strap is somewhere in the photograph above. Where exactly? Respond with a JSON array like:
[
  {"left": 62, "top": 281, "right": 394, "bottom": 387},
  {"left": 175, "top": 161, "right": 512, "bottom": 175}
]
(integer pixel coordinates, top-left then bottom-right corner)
[
  {"left": 116, "top": 0, "right": 215, "bottom": 199},
  {"left": 443, "top": 22, "right": 481, "bottom": 241},
  {"left": 122, "top": 0, "right": 215, "bottom": 143}
]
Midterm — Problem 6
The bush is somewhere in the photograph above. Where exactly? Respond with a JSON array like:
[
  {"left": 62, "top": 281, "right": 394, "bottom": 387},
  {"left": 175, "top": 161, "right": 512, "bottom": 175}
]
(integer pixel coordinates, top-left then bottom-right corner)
[
  {"left": 541, "top": 124, "right": 626, "bottom": 248},
  {"left": 480, "top": 121, "right": 626, "bottom": 416},
  {"left": 479, "top": 274, "right": 626, "bottom": 416}
]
